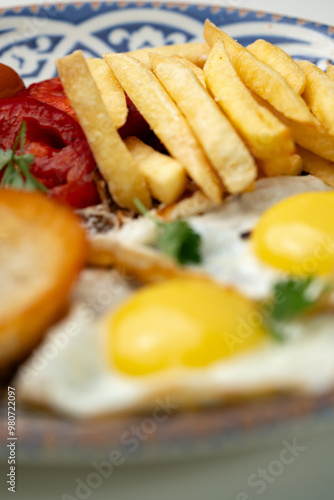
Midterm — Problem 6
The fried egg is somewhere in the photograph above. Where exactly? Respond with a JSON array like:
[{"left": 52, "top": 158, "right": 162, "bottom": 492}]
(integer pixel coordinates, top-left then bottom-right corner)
[
  {"left": 92, "top": 174, "right": 333, "bottom": 298},
  {"left": 15, "top": 175, "right": 334, "bottom": 418}
]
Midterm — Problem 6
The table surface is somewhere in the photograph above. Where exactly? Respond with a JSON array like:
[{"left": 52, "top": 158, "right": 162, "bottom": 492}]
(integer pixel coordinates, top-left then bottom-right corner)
[{"left": 1, "top": 1, "right": 334, "bottom": 499}]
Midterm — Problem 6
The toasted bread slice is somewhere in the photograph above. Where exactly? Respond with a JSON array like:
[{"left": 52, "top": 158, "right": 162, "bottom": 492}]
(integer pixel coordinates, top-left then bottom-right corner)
[{"left": 0, "top": 189, "right": 87, "bottom": 377}]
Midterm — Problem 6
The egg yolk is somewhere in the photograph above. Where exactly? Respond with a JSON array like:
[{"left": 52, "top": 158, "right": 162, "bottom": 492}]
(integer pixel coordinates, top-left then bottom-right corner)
[
  {"left": 107, "top": 278, "right": 266, "bottom": 376},
  {"left": 252, "top": 192, "right": 334, "bottom": 275}
]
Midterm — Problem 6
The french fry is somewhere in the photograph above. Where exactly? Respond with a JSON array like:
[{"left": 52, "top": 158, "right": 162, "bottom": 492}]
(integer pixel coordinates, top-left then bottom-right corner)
[
  {"left": 297, "top": 146, "right": 334, "bottom": 188},
  {"left": 56, "top": 50, "right": 151, "bottom": 212},
  {"left": 285, "top": 117, "right": 334, "bottom": 162},
  {"left": 204, "top": 19, "right": 315, "bottom": 125},
  {"left": 246, "top": 39, "right": 306, "bottom": 94},
  {"left": 150, "top": 53, "right": 257, "bottom": 193},
  {"left": 170, "top": 55, "right": 206, "bottom": 87},
  {"left": 259, "top": 153, "right": 303, "bottom": 178},
  {"left": 251, "top": 89, "right": 334, "bottom": 163},
  {"left": 298, "top": 60, "right": 334, "bottom": 136},
  {"left": 86, "top": 58, "right": 127, "bottom": 129},
  {"left": 104, "top": 52, "right": 223, "bottom": 203},
  {"left": 326, "top": 64, "right": 334, "bottom": 81},
  {"left": 157, "top": 189, "right": 216, "bottom": 221},
  {"left": 122, "top": 42, "right": 210, "bottom": 70},
  {"left": 125, "top": 136, "right": 187, "bottom": 205},
  {"left": 288, "top": 153, "right": 303, "bottom": 175},
  {"left": 203, "top": 40, "right": 296, "bottom": 176}
]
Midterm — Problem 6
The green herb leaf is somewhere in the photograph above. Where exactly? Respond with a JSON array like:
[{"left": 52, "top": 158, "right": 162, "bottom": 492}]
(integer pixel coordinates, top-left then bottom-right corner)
[
  {"left": 18, "top": 121, "right": 27, "bottom": 154},
  {"left": 27, "top": 174, "right": 48, "bottom": 193},
  {"left": 270, "top": 276, "right": 315, "bottom": 320},
  {"left": 263, "top": 276, "right": 331, "bottom": 341},
  {"left": 0, "top": 150, "right": 12, "bottom": 170},
  {"left": 157, "top": 220, "right": 201, "bottom": 264},
  {"left": 0, "top": 122, "right": 48, "bottom": 193},
  {"left": 14, "top": 153, "right": 35, "bottom": 166},
  {"left": 1, "top": 162, "right": 16, "bottom": 187},
  {"left": 9, "top": 173, "right": 25, "bottom": 189},
  {"left": 134, "top": 197, "right": 202, "bottom": 265}
]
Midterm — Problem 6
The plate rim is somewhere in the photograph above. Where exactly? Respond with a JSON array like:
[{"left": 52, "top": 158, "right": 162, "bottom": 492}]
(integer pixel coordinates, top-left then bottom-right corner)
[{"left": 1, "top": 0, "right": 334, "bottom": 33}]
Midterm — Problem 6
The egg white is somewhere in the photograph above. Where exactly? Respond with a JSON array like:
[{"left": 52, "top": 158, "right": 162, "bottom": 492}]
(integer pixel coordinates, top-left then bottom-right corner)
[
  {"left": 15, "top": 277, "right": 334, "bottom": 418},
  {"left": 15, "top": 175, "right": 334, "bottom": 418},
  {"left": 94, "top": 174, "right": 332, "bottom": 299}
]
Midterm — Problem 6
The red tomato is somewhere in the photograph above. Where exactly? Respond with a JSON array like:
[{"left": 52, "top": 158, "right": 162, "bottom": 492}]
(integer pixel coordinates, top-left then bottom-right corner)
[
  {"left": 5, "top": 77, "right": 162, "bottom": 209},
  {"left": 19, "top": 79, "right": 161, "bottom": 148},
  {"left": 0, "top": 97, "right": 100, "bottom": 208},
  {"left": 119, "top": 95, "right": 166, "bottom": 152},
  {"left": 118, "top": 95, "right": 151, "bottom": 139},
  {"left": 17, "top": 77, "right": 76, "bottom": 117},
  {"left": 0, "top": 63, "right": 25, "bottom": 98}
]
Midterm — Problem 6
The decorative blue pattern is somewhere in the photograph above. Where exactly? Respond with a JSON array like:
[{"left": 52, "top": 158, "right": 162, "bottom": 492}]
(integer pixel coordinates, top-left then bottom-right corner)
[{"left": 0, "top": 2, "right": 334, "bottom": 85}]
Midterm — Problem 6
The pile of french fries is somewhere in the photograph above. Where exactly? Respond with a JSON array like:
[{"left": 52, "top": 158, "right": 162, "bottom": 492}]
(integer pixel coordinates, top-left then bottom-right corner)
[{"left": 56, "top": 19, "right": 334, "bottom": 213}]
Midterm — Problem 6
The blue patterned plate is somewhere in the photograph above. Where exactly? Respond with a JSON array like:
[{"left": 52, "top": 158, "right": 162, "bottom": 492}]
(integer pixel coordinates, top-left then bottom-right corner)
[
  {"left": 1, "top": 2, "right": 334, "bottom": 465},
  {"left": 1, "top": 1, "right": 334, "bottom": 87}
]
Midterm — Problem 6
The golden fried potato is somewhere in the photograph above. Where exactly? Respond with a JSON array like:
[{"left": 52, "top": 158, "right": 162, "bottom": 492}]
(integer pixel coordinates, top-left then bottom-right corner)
[
  {"left": 287, "top": 153, "right": 303, "bottom": 175},
  {"left": 298, "top": 60, "right": 334, "bottom": 136},
  {"left": 247, "top": 39, "right": 306, "bottom": 94},
  {"left": 122, "top": 42, "right": 210, "bottom": 69},
  {"left": 157, "top": 189, "right": 216, "bottom": 221},
  {"left": 259, "top": 153, "right": 303, "bottom": 178},
  {"left": 125, "top": 136, "right": 187, "bottom": 205},
  {"left": 170, "top": 55, "right": 206, "bottom": 87},
  {"left": 204, "top": 20, "right": 315, "bottom": 125},
  {"left": 250, "top": 89, "right": 334, "bottom": 163},
  {"left": 203, "top": 40, "right": 296, "bottom": 176},
  {"left": 56, "top": 50, "right": 151, "bottom": 212},
  {"left": 0, "top": 189, "right": 87, "bottom": 376},
  {"left": 279, "top": 113, "right": 334, "bottom": 162},
  {"left": 150, "top": 53, "right": 257, "bottom": 193},
  {"left": 104, "top": 52, "right": 223, "bottom": 203},
  {"left": 86, "top": 58, "right": 127, "bottom": 129},
  {"left": 297, "top": 146, "right": 334, "bottom": 188}
]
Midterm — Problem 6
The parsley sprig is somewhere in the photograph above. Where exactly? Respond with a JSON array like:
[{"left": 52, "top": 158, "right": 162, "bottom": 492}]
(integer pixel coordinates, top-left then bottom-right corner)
[
  {"left": 134, "top": 197, "right": 202, "bottom": 265},
  {"left": 263, "top": 276, "right": 331, "bottom": 341},
  {"left": 0, "top": 121, "right": 48, "bottom": 192}
]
